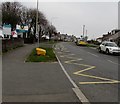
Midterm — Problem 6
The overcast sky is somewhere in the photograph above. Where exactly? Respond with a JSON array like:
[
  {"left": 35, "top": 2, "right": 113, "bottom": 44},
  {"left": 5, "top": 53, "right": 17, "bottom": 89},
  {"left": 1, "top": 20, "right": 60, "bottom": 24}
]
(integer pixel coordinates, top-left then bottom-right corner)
[{"left": 15, "top": 1, "right": 119, "bottom": 39}]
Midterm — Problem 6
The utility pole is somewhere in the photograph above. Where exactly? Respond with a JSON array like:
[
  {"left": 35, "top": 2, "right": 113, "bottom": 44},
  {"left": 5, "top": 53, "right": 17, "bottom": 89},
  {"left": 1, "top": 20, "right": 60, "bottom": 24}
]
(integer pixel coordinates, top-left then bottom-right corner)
[
  {"left": 86, "top": 30, "right": 87, "bottom": 37},
  {"left": 36, "top": 0, "right": 39, "bottom": 47},
  {"left": 83, "top": 25, "right": 85, "bottom": 39},
  {"left": 85, "top": 30, "right": 88, "bottom": 42}
]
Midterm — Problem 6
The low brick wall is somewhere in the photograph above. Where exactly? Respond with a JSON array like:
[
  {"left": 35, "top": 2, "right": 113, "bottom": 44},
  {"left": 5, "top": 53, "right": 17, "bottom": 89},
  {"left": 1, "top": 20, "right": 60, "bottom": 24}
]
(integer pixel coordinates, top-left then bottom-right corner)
[{"left": 2, "top": 38, "right": 24, "bottom": 52}]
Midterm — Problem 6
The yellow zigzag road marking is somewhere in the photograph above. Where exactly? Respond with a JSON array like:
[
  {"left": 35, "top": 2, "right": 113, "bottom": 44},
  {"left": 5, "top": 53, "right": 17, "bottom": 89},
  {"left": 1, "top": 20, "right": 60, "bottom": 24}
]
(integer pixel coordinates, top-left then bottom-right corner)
[
  {"left": 60, "top": 54, "right": 75, "bottom": 58},
  {"left": 79, "top": 81, "right": 120, "bottom": 85},
  {"left": 73, "top": 63, "right": 120, "bottom": 85},
  {"left": 75, "top": 73, "right": 119, "bottom": 82},
  {"left": 73, "top": 65, "right": 95, "bottom": 74},
  {"left": 65, "top": 59, "right": 83, "bottom": 63},
  {"left": 72, "top": 64, "right": 120, "bottom": 84},
  {"left": 59, "top": 51, "right": 120, "bottom": 85}
]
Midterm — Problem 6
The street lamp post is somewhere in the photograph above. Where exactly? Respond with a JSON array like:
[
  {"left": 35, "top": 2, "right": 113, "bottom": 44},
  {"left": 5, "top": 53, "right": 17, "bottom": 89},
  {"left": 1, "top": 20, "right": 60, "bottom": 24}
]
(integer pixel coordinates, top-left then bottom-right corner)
[
  {"left": 83, "top": 25, "right": 85, "bottom": 38},
  {"left": 36, "top": 0, "right": 39, "bottom": 47},
  {"left": 86, "top": 30, "right": 87, "bottom": 37}
]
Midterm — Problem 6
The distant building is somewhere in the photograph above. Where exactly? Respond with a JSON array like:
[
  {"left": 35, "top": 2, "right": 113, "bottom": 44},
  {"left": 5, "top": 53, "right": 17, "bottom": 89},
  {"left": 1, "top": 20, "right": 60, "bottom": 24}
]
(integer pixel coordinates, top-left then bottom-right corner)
[
  {"left": 110, "top": 29, "right": 120, "bottom": 35},
  {"left": 98, "top": 29, "right": 120, "bottom": 46},
  {"left": 102, "top": 32, "right": 112, "bottom": 41},
  {"left": 60, "top": 34, "right": 66, "bottom": 41},
  {"left": 96, "top": 37, "right": 102, "bottom": 43},
  {"left": 101, "top": 29, "right": 120, "bottom": 41},
  {"left": 109, "top": 31, "right": 120, "bottom": 46}
]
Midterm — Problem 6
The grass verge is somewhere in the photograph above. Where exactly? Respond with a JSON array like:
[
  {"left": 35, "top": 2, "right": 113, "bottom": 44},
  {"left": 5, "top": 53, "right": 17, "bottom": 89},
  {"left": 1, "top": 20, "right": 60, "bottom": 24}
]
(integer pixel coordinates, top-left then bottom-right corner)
[
  {"left": 26, "top": 47, "right": 57, "bottom": 62},
  {"left": 86, "top": 44, "right": 98, "bottom": 47}
]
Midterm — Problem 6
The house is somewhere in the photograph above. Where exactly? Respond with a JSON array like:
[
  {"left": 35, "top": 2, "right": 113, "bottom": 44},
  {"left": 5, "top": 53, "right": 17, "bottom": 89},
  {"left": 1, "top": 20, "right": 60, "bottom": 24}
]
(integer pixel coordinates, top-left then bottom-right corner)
[
  {"left": 101, "top": 29, "right": 120, "bottom": 41},
  {"left": 96, "top": 37, "right": 102, "bottom": 43},
  {"left": 109, "top": 31, "right": 120, "bottom": 46},
  {"left": 102, "top": 32, "right": 112, "bottom": 41},
  {"left": 110, "top": 29, "right": 120, "bottom": 35},
  {"left": 98, "top": 29, "right": 120, "bottom": 46}
]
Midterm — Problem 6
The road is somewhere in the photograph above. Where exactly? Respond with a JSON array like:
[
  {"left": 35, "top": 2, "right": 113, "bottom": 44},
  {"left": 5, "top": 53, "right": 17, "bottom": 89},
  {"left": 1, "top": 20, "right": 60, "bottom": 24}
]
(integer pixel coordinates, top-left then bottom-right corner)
[{"left": 55, "top": 42, "right": 120, "bottom": 103}]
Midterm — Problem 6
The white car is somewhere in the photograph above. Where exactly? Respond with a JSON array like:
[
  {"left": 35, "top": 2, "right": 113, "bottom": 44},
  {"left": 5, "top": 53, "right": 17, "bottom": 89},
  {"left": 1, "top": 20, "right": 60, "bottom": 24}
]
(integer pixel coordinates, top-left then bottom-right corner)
[{"left": 98, "top": 41, "right": 120, "bottom": 54}]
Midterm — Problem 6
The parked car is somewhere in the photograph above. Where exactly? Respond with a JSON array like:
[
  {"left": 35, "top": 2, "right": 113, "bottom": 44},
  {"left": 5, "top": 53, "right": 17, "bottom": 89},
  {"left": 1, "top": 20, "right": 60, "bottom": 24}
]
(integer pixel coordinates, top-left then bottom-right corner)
[
  {"left": 98, "top": 41, "right": 120, "bottom": 54},
  {"left": 76, "top": 38, "right": 88, "bottom": 46}
]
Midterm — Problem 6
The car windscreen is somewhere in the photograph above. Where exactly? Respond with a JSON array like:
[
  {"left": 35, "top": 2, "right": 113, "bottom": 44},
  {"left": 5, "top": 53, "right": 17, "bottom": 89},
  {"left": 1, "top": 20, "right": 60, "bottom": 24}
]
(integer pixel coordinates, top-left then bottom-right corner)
[{"left": 105, "top": 43, "right": 118, "bottom": 47}]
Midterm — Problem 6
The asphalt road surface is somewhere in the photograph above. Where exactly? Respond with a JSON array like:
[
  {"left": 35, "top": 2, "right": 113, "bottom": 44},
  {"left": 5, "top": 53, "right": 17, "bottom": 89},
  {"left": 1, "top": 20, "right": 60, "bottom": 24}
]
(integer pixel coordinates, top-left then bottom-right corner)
[{"left": 55, "top": 42, "right": 120, "bottom": 103}]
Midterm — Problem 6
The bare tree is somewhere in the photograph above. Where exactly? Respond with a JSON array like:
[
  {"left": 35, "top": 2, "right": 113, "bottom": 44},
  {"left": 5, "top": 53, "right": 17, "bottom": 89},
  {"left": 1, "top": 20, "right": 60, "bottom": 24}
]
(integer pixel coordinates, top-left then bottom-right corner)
[
  {"left": 2, "top": 1, "right": 57, "bottom": 42},
  {"left": 47, "top": 24, "right": 57, "bottom": 41},
  {"left": 2, "top": 2, "right": 22, "bottom": 30}
]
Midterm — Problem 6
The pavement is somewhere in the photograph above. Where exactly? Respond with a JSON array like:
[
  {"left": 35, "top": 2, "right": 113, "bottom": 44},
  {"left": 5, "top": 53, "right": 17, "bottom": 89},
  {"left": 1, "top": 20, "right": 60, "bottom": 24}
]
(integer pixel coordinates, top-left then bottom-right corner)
[
  {"left": 2, "top": 43, "right": 80, "bottom": 102},
  {"left": 54, "top": 42, "right": 120, "bottom": 103}
]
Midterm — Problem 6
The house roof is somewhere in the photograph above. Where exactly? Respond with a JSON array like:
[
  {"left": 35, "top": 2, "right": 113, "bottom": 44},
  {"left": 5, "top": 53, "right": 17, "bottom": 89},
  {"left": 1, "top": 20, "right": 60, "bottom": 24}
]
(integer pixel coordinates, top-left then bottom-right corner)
[
  {"left": 109, "top": 31, "right": 120, "bottom": 40},
  {"left": 111, "top": 29, "right": 120, "bottom": 31},
  {"left": 96, "top": 37, "right": 102, "bottom": 39}
]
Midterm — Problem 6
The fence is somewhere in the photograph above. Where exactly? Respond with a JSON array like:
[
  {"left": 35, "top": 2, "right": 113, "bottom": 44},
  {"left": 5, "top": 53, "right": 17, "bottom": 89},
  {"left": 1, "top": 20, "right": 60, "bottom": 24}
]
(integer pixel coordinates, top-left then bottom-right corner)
[{"left": 2, "top": 38, "right": 24, "bottom": 52}]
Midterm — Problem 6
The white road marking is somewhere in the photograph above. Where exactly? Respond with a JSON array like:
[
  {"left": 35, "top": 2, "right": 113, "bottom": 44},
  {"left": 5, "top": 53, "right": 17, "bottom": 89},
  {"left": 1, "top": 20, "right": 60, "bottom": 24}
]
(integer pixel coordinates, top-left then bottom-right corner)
[
  {"left": 56, "top": 55, "right": 78, "bottom": 88},
  {"left": 107, "top": 60, "right": 119, "bottom": 65},
  {"left": 73, "top": 88, "right": 90, "bottom": 103},
  {"left": 87, "top": 52, "right": 99, "bottom": 57},
  {"left": 54, "top": 51, "right": 90, "bottom": 103}
]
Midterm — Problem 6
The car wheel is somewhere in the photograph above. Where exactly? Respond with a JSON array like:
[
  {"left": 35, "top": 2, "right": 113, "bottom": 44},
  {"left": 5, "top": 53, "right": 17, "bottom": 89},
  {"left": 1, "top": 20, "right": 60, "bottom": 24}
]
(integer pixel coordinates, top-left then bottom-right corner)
[
  {"left": 98, "top": 47, "right": 101, "bottom": 53},
  {"left": 106, "top": 49, "right": 109, "bottom": 54}
]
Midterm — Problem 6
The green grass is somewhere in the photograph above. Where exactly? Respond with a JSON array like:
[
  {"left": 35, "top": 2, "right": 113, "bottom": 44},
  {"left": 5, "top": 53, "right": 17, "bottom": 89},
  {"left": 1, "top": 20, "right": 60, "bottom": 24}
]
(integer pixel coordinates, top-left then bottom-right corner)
[
  {"left": 45, "top": 40, "right": 59, "bottom": 44},
  {"left": 86, "top": 44, "right": 98, "bottom": 47},
  {"left": 26, "top": 47, "right": 57, "bottom": 62}
]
